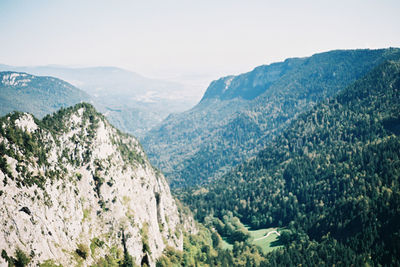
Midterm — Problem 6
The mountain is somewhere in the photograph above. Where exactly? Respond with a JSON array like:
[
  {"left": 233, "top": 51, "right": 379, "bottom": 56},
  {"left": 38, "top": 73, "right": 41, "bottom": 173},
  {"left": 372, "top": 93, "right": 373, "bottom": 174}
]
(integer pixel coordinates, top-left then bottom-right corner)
[
  {"left": 0, "top": 71, "right": 90, "bottom": 118},
  {"left": 0, "top": 103, "right": 196, "bottom": 266},
  {"left": 143, "top": 48, "right": 400, "bottom": 187},
  {"left": 180, "top": 60, "right": 400, "bottom": 265},
  {"left": 0, "top": 65, "right": 198, "bottom": 138}
]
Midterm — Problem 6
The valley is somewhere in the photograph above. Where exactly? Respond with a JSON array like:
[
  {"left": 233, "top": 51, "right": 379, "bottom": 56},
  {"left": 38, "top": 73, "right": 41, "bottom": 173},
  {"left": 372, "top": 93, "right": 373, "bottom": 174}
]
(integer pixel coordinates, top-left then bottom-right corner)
[
  {"left": 1, "top": 48, "right": 400, "bottom": 266},
  {"left": 2, "top": 0, "right": 400, "bottom": 265}
]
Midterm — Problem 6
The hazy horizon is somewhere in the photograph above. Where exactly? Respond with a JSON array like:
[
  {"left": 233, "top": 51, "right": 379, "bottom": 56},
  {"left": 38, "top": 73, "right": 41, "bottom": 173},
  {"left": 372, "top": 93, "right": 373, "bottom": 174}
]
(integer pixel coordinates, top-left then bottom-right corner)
[{"left": 1, "top": 0, "right": 400, "bottom": 87}]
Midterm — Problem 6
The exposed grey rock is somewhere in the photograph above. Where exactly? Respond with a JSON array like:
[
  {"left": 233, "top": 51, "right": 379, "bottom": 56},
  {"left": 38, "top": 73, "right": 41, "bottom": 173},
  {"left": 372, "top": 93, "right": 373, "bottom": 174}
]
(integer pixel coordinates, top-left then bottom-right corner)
[{"left": 0, "top": 104, "right": 196, "bottom": 266}]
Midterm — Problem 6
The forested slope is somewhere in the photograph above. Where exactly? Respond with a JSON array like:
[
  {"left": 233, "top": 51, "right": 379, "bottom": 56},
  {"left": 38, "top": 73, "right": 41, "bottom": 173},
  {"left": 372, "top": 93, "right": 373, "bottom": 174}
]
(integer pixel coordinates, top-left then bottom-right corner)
[
  {"left": 144, "top": 48, "right": 400, "bottom": 187},
  {"left": 179, "top": 60, "right": 400, "bottom": 265}
]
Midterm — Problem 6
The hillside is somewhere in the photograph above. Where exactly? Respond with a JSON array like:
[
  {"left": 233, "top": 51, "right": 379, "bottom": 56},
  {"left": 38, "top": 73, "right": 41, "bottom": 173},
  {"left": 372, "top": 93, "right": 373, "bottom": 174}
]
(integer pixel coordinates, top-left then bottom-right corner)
[
  {"left": 0, "top": 103, "right": 196, "bottom": 266},
  {"left": 180, "top": 60, "right": 400, "bottom": 265},
  {"left": 0, "top": 71, "right": 90, "bottom": 118},
  {"left": 143, "top": 48, "right": 400, "bottom": 187}
]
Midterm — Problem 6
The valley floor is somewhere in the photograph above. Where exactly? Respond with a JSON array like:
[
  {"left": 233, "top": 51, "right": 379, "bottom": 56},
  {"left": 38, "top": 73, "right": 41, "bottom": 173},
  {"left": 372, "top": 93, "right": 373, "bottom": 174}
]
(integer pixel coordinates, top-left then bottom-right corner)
[{"left": 221, "top": 226, "right": 283, "bottom": 254}]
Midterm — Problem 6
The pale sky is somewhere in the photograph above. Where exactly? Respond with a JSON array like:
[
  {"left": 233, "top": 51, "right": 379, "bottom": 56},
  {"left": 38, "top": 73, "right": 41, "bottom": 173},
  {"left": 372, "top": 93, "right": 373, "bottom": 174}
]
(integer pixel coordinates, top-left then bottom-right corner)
[{"left": 1, "top": 0, "right": 400, "bottom": 83}]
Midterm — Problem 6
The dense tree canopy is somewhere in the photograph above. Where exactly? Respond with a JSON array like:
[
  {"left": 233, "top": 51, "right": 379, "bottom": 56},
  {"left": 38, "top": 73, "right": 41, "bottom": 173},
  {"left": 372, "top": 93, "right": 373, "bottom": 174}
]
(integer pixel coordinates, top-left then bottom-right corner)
[
  {"left": 144, "top": 48, "right": 400, "bottom": 188},
  {"left": 176, "top": 60, "right": 400, "bottom": 266}
]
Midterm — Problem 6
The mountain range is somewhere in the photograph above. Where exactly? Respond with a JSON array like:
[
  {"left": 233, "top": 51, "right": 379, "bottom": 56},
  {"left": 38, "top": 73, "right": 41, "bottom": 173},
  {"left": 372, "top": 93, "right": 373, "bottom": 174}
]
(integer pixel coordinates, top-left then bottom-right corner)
[
  {"left": 143, "top": 48, "right": 400, "bottom": 187},
  {"left": 0, "top": 65, "right": 198, "bottom": 138}
]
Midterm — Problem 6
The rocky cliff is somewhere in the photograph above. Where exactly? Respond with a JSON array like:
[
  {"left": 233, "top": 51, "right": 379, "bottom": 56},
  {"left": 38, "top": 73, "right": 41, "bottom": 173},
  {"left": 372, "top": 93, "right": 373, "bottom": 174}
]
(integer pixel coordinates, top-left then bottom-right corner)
[{"left": 0, "top": 103, "right": 196, "bottom": 266}]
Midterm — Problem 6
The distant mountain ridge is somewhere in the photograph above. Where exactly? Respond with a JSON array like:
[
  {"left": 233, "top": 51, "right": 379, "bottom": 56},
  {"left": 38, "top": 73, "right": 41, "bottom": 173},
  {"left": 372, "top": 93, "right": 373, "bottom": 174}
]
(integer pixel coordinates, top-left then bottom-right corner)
[
  {"left": 0, "top": 71, "right": 90, "bottom": 118},
  {"left": 200, "top": 58, "right": 302, "bottom": 101},
  {"left": 143, "top": 48, "right": 400, "bottom": 187},
  {"left": 0, "top": 65, "right": 185, "bottom": 99},
  {"left": 0, "top": 65, "right": 198, "bottom": 138}
]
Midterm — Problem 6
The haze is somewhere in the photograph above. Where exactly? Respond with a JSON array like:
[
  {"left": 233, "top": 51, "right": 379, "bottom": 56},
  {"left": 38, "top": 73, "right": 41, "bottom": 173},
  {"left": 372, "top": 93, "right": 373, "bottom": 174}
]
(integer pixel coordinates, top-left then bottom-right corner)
[{"left": 1, "top": 0, "right": 399, "bottom": 86}]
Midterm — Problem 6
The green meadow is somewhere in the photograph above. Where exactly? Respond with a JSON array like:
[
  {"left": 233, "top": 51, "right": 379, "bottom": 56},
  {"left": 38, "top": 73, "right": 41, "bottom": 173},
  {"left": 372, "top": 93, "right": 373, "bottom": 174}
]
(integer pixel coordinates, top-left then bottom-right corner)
[{"left": 221, "top": 226, "right": 283, "bottom": 254}]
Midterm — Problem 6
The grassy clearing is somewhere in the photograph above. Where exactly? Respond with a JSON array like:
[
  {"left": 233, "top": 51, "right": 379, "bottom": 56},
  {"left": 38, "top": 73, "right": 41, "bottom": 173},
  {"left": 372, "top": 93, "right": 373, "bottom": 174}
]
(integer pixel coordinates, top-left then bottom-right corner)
[
  {"left": 247, "top": 226, "right": 283, "bottom": 254},
  {"left": 221, "top": 225, "right": 283, "bottom": 254}
]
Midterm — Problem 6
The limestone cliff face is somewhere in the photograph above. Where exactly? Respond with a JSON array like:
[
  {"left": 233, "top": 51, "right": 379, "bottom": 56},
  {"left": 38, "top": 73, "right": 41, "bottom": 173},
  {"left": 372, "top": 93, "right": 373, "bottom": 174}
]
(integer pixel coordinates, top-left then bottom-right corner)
[{"left": 0, "top": 103, "right": 196, "bottom": 266}]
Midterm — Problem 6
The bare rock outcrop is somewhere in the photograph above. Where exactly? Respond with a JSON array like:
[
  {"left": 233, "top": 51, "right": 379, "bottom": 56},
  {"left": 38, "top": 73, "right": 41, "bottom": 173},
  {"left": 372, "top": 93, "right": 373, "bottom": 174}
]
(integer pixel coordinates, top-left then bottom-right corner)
[{"left": 0, "top": 104, "right": 196, "bottom": 266}]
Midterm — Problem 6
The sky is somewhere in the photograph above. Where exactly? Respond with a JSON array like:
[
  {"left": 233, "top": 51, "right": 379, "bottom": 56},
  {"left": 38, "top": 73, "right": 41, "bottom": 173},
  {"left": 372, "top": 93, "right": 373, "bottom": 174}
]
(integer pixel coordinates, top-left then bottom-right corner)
[{"left": 0, "top": 0, "right": 400, "bottom": 85}]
